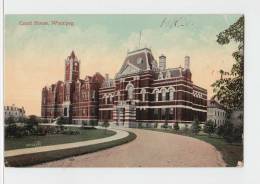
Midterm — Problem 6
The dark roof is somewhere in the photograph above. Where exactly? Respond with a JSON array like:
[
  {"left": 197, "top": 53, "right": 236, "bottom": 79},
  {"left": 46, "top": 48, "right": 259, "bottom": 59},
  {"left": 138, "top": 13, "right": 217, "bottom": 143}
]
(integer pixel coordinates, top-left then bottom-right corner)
[
  {"left": 207, "top": 99, "right": 225, "bottom": 109},
  {"left": 116, "top": 48, "right": 157, "bottom": 78},
  {"left": 154, "top": 68, "right": 182, "bottom": 78}
]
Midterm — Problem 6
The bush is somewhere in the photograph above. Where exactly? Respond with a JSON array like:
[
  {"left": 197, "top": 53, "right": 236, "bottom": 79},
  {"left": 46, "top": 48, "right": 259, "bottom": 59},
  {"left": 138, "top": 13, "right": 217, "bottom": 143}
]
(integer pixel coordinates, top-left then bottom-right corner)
[
  {"left": 89, "top": 120, "right": 98, "bottom": 127},
  {"left": 57, "top": 116, "right": 69, "bottom": 125},
  {"left": 203, "top": 120, "right": 216, "bottom": 136},
  {"left": 138, "top": 122, "right": 142, "bottom": 128},
  {"left": 215, "top": 124, "right": 225, "bottom": 137},
  {"left": 222, "top": 121, "right": 234, "bottom": 143},
  {"left": 232, "top": 124, "right": 243, "bottom": 142},
  {"left": 162, "top": 121, "right": 168, "bottom": 130},
  {"left": 191, "top": 120, "right": 201, "bottom": 135},
  {"left": 173, "top": 122, "right": 180, "bottom": 131},
  {"left": 154, "top": 122, "right": 158, "bottom": 128}
]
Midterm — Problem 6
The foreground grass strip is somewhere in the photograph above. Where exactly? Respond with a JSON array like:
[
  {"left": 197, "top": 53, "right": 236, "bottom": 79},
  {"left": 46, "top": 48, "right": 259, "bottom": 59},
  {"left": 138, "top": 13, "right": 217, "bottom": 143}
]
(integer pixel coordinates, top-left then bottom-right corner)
[
  {"left": 143, "top": 128, "right": 243, "bottom": 167},
  {"left": 5, "top": 131, "right": 136, "bottom": 167},
  {"left": 5, "top": 128, "right": 116, "bottom": 150}
]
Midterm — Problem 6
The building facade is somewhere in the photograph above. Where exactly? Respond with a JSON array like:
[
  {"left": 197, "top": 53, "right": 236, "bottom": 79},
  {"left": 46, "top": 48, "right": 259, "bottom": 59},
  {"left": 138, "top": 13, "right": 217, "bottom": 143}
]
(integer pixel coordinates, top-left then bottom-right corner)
[
  {"left": 4, "top": 104, "right": 26, "bottom": 120},
  {"left": 207, "top": 99, "right": 226, "bottom": 126},
  {"left": 41, "top": 51, "right": 105, "bottom": 124},
  {"left": 41, "top": 48, "right": 207, "bottom": 127}
]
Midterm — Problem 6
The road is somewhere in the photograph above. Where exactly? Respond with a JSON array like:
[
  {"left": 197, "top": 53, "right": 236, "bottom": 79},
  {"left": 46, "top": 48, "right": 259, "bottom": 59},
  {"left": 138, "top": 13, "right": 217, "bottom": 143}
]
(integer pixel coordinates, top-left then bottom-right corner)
[{"left": 36, "top": 128, "right": 225, "bottom": 167}]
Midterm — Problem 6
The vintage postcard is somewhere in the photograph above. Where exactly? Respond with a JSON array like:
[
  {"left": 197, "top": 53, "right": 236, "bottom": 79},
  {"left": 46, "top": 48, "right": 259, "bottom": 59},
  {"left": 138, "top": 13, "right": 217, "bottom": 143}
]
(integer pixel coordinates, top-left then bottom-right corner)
[{"left": 4, "top": 14, "right": 244, "bottom": 167}]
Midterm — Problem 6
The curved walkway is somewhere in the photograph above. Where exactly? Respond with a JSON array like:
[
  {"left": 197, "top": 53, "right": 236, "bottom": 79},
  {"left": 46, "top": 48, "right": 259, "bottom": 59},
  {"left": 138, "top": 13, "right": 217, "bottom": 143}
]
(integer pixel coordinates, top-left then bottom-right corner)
[
  {"left": 36, "top": 128, "right": 225, "bottom": 167},
  {"left": 5, "top": 128, "right": 128, "bottom": 157}
]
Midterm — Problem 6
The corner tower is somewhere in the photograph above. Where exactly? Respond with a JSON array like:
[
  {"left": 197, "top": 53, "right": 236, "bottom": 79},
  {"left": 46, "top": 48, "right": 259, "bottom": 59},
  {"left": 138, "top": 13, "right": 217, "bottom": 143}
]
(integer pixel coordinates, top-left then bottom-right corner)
[{"left": 65, "top": 51, "right": 80, "bottom": 82}]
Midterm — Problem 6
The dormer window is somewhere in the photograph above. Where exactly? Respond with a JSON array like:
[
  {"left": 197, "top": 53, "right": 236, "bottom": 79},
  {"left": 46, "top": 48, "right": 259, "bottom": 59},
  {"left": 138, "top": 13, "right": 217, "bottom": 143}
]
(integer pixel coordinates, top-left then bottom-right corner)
[
  {"left": 137, "top": 57, "right": 143, "bottom": 64},
  {"left": 158, "top": 72, "right": 164, "bottom": 80},
  {"left": 166, "top": 70, "right": 171, "bottom": 79}
]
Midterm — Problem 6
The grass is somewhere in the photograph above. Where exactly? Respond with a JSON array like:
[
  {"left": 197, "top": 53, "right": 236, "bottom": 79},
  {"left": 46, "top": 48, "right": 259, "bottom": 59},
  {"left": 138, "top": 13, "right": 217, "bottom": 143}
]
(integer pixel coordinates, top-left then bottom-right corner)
[
  {"left": 5, "top": 131, "right": 136, "bottom": 167},
  {"left": 144, "top": 128, "right": 243, "bottom": 167},
  {"left": 5, "top": 127, "right": 116, "bottom": 150}
]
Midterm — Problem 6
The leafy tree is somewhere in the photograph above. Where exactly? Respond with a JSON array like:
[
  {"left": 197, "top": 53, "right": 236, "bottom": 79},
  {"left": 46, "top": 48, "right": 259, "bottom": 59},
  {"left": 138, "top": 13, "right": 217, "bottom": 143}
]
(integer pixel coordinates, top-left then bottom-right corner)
[
  {"left": 203, "top": 120, "right": 216, "bottom": 137},
  {"left": 174, "top": 122, "right": 180, "bottom": 131},
  {"left": 191, "top": 120, "right": 201, "bottom": 135},
  {"left": 5, "top": 116, "right": 16, "bottom": 125},
  {"left": 212, "top": 16, "right": 244, "bottom": 111},
  {"left": 25, "top": 115, "right": 39, "bottom": 132}
]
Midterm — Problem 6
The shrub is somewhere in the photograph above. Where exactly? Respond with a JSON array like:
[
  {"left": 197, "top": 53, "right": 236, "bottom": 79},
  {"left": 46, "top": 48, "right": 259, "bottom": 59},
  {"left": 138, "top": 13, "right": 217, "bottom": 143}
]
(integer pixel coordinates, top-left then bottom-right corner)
[
  {"left": 203, "top": 120, "right": 216, "bottom": 137},
  {"left": 215, "top": 124, "right": 225, "bottom": 137},
  {"left": 174, "top": 122, "right": 180, "bottom": 131},
  {"left": 89, "top": 120, "right": 98, "bottom": 127},
  {"left": 162, "top": 121, "right": 168, "bottom": 130},
  {"left": 232, "top": 124, "right": 243, "bottom": 142},
  {"left": 57, "top": 116, "right": 69, "bottom": 125},
  {"left": 154, "top": 122, "right": 158, "bottom": 128},
  {"left": 222, "top": 121, "right": 234, "bottom": 143},
  {"left": 191, "top": 120, "right": 201, "bottom": 135},
  {"left": 138, "top": 122, "right": 142, "bottom": 128}
]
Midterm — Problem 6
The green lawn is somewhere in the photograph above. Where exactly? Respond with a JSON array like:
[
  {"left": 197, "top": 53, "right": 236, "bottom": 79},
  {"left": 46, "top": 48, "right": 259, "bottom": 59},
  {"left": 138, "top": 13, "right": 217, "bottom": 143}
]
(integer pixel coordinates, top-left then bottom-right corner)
[
  {"left": 5, "top": 128, "right": 116, "bottom": 151},
  {"left": 144, "top": 128, "right": 243, "bottom": 167},
  {"left": 5, "top": 131, "right": 137, "bottom": 167}
]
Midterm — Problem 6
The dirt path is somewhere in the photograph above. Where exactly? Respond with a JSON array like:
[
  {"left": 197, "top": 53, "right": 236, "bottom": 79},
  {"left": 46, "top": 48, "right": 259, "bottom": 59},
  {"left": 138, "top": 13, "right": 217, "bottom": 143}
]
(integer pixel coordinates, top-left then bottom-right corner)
[{"left": 36, "top": 128, "right": 225, "bottom": 167}]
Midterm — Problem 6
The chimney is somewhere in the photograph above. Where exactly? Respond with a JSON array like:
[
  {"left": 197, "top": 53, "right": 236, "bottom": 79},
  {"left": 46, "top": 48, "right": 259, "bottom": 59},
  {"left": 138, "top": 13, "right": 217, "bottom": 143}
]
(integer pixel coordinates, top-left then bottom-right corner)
[
  {"left": 159, "top": 54, "right": 166, "bottom": 71},
  {"left": 184, "top": 56, "right": 190, "bottom": 70},
  {"left": 105, "top": 73, "right": 109, "bottom": 80}
]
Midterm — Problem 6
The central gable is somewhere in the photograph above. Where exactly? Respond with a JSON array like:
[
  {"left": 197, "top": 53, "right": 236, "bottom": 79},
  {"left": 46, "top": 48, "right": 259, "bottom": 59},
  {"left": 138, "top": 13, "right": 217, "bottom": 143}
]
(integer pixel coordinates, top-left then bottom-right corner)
[{"left": 116, "top": 48, "right": 158, "bottom": 78}]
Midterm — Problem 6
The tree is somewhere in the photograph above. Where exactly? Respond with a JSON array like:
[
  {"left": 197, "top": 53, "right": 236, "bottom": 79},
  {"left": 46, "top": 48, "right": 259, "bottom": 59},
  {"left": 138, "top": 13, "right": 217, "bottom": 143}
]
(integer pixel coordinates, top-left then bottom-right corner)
[
  {"left": 174, "top": 122, "right": 180, "bottom": 131},
  {"left": 191, "top": 120, "right": 201, "bottom": 135},
  {"left": 25, "top": 115, "right": 39, "bottom": 132},
  {"left": 5, "top": 116, "right": 16, "bottom": 125},
  {"left": 203, "top": 120, "right": 216, "bottom": 137},
  {"left": 212, "top": 16, "right": 244, "bottom": 111}
]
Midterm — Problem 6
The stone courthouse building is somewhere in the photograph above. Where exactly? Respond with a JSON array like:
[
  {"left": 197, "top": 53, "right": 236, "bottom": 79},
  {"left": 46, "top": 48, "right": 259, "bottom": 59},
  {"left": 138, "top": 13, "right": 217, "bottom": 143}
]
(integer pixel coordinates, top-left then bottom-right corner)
[{"left": 41, "top": 48, "right": 207, "bottom": 127}]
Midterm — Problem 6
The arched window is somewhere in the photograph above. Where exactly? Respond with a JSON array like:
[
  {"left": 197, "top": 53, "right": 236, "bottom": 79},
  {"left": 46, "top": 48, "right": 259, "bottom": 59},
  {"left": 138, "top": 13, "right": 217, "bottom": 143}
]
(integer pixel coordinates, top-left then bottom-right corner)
[
  {"left": 165, "top": 70, "right": 171, "bottom": 79},
  {"left": 161, "top": 88, "right": 166, "bottom": 101},
  {"left": 169, "top": 87, "right": 175, "bottom": 101},
  {"left": 110, "top": 94, "right": 113, "bottom": 103},
  {"left": 128, "top": 86, "right": 134, "bottom": 100},
  {"left": 158, "top": 72, "right": 164, "bottom": 80},
  {"left": 141, "top": 88, "right": 146, "bottom": 101},
  {"left": 126, "top": 82, "right": 134, "bottom": 100}
]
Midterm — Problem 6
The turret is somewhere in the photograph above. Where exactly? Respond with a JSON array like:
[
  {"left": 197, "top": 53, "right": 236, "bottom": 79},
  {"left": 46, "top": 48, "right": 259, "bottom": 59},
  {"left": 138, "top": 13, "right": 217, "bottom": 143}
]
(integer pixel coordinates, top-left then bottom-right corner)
[{"left": 65, "top": 51, "right": 80, "bottom": 82}]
